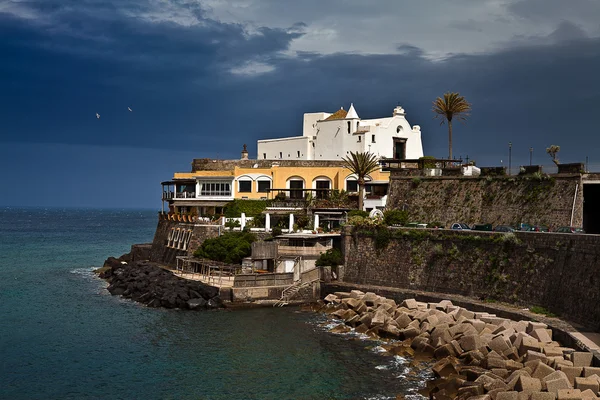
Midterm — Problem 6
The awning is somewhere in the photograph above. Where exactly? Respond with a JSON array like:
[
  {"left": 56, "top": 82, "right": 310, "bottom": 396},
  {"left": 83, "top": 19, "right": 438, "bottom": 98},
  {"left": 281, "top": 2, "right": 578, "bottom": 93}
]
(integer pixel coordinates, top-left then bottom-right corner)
[{"left": 161, "top": 179, "right": 196, "bottom": 185}]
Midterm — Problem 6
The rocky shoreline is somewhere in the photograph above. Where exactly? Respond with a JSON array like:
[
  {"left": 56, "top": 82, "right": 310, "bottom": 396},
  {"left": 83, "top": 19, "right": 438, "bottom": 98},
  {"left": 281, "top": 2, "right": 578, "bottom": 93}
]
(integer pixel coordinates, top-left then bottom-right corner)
[
  {"left": 319, "top": 290, "right": 600, "bottom": 400},
  {"left": 96, "top": 255, "right": 224, "bottom": 310}
]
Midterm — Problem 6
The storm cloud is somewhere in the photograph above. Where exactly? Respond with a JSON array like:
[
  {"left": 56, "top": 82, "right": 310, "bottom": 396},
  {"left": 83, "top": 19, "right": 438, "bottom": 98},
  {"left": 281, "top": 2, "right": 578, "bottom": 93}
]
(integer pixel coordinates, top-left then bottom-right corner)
[{"left": 1, "top": 0, "right": 599, "bottom": 207}]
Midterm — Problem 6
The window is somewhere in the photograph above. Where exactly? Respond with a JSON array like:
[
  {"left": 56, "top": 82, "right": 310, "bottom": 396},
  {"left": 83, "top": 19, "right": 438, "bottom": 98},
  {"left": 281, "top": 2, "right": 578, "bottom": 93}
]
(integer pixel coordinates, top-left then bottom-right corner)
[
  {"left": 346, "top": 180, "right": 358, "bottom": 192},
  {"left": 315, "top": 180, "right": 330, "bottom": 199},
  {"left": 279, "top": 152, "right": 283, "bottom": 158},
  {"left": 347, "top": 121, "right": 351, "bottom": 134},
  {"left": 297, "top": 151, "right": 300, "bottom": 157},
  {"left": 372, "top": 135, "right": 376, "bottom": 143},
  {"left": 238, "top": 180, "right": 252, "bottom": 193},
  {"left": 263, "top": 153, "right": 266, "bottom": 159},
  {"left": 396, "top": 125, "right": 403, "bottom": 133},
  {"left": 199, "top": 182, "right": 231, "bottom": 197},
  {"left": 257, "top": 181, "right": 271, "bottom": 193},
  {"left": 289, "top": 180, "right": 304, "bottom": 199},
  {"left": 358, "top": 136, "right": 362, "bottom": 142}
]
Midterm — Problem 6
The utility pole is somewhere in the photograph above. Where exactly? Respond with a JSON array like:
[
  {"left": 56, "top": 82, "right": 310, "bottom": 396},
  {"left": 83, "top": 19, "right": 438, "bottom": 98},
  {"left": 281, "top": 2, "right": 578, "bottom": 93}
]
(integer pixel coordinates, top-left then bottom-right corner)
[
  {"left": 508, "top": 142, "right": 512, "bottom": 175},
  {"left": 529, "top": 147, "right": 533, "bottom": 166},
  {"left": 586, "top": 156, "right": 589, "bottom": 172}
]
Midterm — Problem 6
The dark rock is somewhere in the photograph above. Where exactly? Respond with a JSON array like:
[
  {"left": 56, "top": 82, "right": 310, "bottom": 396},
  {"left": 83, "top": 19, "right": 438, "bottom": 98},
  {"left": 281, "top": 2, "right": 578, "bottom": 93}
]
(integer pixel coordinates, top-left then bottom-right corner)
[
  {"left": 187, "top": 298, "right": 207, "bottom": 310},
  {"left": 99, "top": 257, "right": 222, "bottom": 311},
  {"left": 207, "top": 297, "right": 224, "bottom": 309}
]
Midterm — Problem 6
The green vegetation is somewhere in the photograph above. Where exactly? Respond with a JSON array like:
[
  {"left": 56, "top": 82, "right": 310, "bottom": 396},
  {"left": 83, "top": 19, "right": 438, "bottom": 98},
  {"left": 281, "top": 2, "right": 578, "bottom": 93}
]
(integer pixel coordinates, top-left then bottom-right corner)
[
  {"left": 223, "top": 199, "right": 268, "bottom": 218},
  {"left": 272, "top": 226, "right": 283, "bottom": 237},
  {"left": 384, "top": 210, "right": 409, "bottom": 226},
  {"left": 419, "top": 156, "right": 437, "bottom": 168},
  {"left": 529, "top": 306, "right": 557, "bottom": 318},
  {"left": 194, "top": 232, "right": 256, "bottom": 264},
  {"left": 315, "top": 248, "right": 344, "bottom": 267},
  {"left": 411, "top": 177, "right": 422, "bottom": 187},
  {"left": 342, "top": 151, "right": 381, "bottom": 211},
  {"left": 348, "top": 210, "right": 369, "bottom": 218},
  {"left": 374, "top": 226, "right": 392, "bottom": 249},
  {"left": 296, "top": 215, "right": 310, "bottom": 230},
  {"left": 546, "top": 145, "right": 560, "bottom": 166},
  {"left": 432, "top": 92, "right": 472, "bottom": 159},
  {"left": 225, "top": 219, "right": 241, "bottom": 231}
]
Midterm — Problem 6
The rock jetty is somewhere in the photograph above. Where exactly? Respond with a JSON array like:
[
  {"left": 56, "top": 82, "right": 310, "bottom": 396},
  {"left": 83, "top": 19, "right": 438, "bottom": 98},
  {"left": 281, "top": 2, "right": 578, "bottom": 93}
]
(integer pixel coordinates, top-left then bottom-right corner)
[
  {"left": 97, "top": 256, "right": 223, "bottom": 310},
  {"left": 322, "top": 291, "right": 600, "bottom": 400}
]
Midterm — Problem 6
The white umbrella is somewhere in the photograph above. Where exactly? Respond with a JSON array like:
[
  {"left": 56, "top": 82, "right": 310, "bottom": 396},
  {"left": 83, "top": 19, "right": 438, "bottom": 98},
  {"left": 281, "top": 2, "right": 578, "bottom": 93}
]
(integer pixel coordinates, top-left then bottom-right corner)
[
  {"left": 314, "top": 214, "right": 319, "bottom": 231},
  {"left": 289, "top": 213, "right": 294, "bottom": 232},
  {"left": 265, "top": 213, "right": 270, "bottom": 232},
  {"left": 240, "top": 213, "right": 246, "bottom": 230}
]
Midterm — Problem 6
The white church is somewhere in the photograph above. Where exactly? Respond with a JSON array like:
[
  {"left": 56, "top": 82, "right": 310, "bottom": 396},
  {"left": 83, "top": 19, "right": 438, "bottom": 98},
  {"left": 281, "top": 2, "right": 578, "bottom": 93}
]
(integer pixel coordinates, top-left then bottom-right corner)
[{"left": 257, "top": 104, "right": 424, "bottom": 160}]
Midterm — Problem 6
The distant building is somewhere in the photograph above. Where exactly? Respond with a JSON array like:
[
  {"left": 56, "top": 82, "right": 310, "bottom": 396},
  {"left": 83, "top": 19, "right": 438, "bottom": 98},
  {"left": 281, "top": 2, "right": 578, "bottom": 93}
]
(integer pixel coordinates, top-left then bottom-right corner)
[
  {"left": 257, "top": 104, "right": 424, "bottom": 161},
  {"left": 162, "top": 103, "right": 425, "bottom": 215}
]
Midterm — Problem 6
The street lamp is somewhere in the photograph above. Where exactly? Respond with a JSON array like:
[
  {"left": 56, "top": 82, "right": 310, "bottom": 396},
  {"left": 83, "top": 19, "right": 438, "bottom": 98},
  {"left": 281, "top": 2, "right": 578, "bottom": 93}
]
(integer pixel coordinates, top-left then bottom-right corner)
[
  {"left": 529, "top": 147, "right": 533, "bottom": 166},
  {"left": 508, "top": 142, "right": 512, "bottom": 175}
]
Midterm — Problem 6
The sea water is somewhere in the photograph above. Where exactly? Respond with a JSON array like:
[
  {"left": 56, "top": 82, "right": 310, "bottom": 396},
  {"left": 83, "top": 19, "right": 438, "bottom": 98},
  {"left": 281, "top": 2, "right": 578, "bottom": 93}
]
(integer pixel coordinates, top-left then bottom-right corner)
[{"left": 0, "top": 208, "right": 431, "bottom": 400}]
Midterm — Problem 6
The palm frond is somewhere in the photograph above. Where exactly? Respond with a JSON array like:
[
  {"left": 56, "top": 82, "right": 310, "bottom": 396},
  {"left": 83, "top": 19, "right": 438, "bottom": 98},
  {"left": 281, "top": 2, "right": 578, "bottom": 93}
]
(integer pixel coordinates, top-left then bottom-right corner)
[
  {"left": 432, "top": 92, "right": 471, "bottom": 123},
  {"left": 342, "top": 151, "right": 380, "bottom": 180}
]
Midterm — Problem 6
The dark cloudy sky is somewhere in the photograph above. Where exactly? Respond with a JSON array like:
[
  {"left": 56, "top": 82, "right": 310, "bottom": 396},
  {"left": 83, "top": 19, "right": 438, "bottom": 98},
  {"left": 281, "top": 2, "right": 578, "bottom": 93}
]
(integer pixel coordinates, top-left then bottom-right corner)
[{"left": 1, "top": 0, "right": 600, "bottom": 208}]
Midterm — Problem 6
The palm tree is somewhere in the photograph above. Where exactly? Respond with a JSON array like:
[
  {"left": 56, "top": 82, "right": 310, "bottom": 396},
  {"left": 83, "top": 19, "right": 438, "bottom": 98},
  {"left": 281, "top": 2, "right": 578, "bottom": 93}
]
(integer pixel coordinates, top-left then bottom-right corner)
[
  {"left": 432, "top": 92, "right": 472, "bottom": 160},
  {"left": 546, "top": 145, "right": 560, "bottom": 165},
  {"left": 342, "top": 151, "right": 380, "bottom": 211}
]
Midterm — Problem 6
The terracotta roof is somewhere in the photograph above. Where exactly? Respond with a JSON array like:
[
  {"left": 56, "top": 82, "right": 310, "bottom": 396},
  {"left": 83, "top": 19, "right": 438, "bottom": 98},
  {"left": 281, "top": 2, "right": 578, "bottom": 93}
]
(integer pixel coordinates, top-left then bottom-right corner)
[{"left": 324, "top": 109, "right": 348, "bottom": 121}]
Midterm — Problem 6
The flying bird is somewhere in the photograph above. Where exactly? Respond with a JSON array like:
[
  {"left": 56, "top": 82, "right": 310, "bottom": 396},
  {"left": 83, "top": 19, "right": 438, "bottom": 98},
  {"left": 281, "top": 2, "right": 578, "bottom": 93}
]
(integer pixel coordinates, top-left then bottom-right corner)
[
  {"left": 96, "top": 113, "right": 100, "bottom": 119},
  {"left": 127, "top": 107, "right": 132, "bottom": 112}
]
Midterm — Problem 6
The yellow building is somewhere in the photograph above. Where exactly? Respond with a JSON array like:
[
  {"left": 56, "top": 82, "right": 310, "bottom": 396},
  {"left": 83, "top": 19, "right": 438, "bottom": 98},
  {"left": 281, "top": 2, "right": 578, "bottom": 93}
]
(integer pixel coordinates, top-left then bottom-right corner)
[{"left": 161, "top": 146, "right": 390, "bottom": 216}]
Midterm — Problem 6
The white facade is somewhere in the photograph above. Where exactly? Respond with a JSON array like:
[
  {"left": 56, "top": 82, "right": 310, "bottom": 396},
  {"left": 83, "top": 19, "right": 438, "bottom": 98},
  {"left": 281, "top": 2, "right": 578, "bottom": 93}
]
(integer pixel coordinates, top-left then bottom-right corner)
[{"left": 257, "top": 104, "right": 424, "bottom": 160}]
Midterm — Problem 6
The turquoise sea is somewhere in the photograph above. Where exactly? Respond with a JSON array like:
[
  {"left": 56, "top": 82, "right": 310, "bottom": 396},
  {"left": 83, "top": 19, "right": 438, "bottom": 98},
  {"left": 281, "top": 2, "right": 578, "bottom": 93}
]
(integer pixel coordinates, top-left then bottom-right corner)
[{"left": 0, "top": 208, "right": 430, "bottom": 400}]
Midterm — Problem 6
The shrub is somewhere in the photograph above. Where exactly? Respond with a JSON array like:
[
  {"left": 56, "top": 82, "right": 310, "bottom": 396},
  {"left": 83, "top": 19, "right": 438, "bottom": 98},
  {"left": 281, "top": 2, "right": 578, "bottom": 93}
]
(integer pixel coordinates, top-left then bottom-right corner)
[
  {"left": 412, "top": 177, "right": 422, "bottom": 187},
  {"left": 348, "top": 210, "right": 369, "bottom": 218},
  {"left": 419, "top": 156, "right": 437, "bottom": 168},
  {"left": 225, "top": 219, "right": 241, "bottom": 231},
  {"left": 194, "top": 232, "right": 256, "bottom": 264},
  {"left": 384, "top": 210, "right": 409, "bottom": 226},
  {"left": 272, "top": 226, "right": 283, "bottom": 237},
  {"left": 248, "top": 214, "right": 266, "bottom": 228},
  {"left": 296, "top": 215, "right": 310, "bottom": 230},
  {"left": 315, "top": 248, "right": 344, "bottom": 267},
  {"left": 374, "top": 226, "right": 392, "bottom": 249}
]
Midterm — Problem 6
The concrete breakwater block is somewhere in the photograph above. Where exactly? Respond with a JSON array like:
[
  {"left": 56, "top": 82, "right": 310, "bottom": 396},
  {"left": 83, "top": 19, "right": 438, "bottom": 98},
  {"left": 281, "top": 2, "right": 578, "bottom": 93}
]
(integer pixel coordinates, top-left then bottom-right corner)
[{"left": 319, "top": 293, "right": 600, "bottom": 400}]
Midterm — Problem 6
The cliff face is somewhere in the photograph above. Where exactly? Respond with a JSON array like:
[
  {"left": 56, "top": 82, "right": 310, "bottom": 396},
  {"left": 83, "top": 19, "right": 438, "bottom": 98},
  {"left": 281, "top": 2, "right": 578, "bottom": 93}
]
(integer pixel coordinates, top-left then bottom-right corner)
[{"left": 386, "top": 174, "right": 583, "bottom": 228}]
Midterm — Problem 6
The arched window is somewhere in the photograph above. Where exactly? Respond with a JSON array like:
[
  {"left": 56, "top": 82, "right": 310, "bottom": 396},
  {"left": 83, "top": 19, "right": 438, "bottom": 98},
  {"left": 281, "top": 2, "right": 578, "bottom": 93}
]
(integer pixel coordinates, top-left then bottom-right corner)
[
  {"left": 286, "top": 177, "right": 305, "bottom": 200},
  {"left": 312, "top": 176, "right": 332, "bottom": 199},
  {"left": 396, "top": 125, "right": 403, "bottom": 133}
]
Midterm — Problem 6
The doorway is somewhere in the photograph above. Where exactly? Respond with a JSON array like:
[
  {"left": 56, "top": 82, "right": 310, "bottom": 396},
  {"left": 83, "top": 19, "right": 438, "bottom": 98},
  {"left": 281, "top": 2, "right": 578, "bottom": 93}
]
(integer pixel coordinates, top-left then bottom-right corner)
[
  {"left": 583, "top": 184, "right": 600, "bottom": 233},
  {"left": 393, "top": 138, "right": 406, "bottom": 159}
]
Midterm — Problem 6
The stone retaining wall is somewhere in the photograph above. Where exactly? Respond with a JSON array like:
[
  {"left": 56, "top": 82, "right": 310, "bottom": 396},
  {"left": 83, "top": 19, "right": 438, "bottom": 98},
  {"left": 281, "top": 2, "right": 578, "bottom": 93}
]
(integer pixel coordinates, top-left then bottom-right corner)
[
  {"left": 342, "top": 228, "right": 600, "bottom": 330},
  {"left": 233, "top": 273, "right": 294, "bottom": 287},
  {"left": 386, "top": 174, "right": 583, "bottom": 228}
]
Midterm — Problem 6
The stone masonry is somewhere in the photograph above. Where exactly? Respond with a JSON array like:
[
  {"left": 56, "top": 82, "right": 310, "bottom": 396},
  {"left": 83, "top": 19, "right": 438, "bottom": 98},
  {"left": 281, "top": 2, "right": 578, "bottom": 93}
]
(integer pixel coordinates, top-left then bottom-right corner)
[
  {"left": 342, "top": 228, "right": 600, "bottom": 330},
  {"left": 386, "top": 174, "right": 583, "bottom": 228}
]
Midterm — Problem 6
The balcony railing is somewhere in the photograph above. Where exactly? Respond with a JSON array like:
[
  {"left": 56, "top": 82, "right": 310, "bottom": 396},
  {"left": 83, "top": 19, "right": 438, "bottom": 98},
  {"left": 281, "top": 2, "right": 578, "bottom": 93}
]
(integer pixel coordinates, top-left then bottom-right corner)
[{"left": 175, "top": 192, "right": 196, "bottom": 198}]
